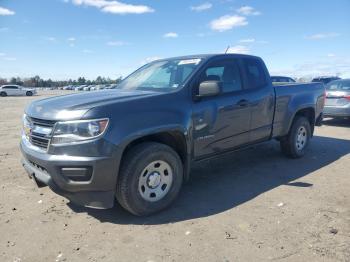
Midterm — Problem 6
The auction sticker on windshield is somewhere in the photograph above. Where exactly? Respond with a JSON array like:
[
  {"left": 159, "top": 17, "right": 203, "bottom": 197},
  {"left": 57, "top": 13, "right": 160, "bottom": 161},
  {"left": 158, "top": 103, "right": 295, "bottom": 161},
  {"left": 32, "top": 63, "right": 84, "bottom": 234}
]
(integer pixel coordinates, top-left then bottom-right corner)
[{"left": 178, "top": 59, "right": 201, "bottom": 65}]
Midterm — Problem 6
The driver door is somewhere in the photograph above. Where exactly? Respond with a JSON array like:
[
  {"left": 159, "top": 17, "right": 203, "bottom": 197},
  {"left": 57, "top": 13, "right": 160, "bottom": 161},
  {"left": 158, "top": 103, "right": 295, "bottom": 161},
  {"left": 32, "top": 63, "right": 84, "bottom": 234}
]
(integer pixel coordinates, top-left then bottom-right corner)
[{"left": 192, "top": 58, "right": 252, "bottom": 159}]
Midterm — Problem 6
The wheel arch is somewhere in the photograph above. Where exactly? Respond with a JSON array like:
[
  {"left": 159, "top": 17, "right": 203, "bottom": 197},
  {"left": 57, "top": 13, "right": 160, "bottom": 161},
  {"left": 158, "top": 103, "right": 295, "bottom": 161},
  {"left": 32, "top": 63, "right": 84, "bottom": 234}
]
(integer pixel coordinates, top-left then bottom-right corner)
[
  {"left": 119, "top": 130, "right": 191, "bottom": 182},
  {"left": 292, "top": 107, "right": 315, "bottom": 136}
]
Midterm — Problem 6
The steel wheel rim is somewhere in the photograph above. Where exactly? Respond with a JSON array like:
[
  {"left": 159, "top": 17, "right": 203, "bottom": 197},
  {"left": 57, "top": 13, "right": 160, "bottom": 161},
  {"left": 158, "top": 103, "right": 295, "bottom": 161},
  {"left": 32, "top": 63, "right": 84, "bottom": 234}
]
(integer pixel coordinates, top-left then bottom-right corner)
[
  {"left": 296, "top": 126, "right": 307, "bottom": 150},
  {"left": 138, "top": 160, "right": 173, "bottom": 202}
]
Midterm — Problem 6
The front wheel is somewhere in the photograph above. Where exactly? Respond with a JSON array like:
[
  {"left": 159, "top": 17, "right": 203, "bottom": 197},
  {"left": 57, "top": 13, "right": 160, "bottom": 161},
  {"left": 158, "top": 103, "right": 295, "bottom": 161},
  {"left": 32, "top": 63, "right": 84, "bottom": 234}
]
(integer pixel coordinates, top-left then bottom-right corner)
[
  {"left": 0, "top": 92, "right": 7, "bottom": 97},
  {"left": 116, "top": 142, "right": 183, "bottom": 216},
  {"left": 280, "top": 116, "right": 311, "bottom": 158},
  {"left": 26, "top": 91, "right": 33, "bottom": 96}
]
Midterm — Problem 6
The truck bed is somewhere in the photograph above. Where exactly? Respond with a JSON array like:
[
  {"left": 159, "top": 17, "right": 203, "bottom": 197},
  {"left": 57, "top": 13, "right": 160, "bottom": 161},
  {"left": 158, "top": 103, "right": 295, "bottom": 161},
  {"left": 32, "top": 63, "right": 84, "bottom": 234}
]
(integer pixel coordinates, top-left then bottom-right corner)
[{"left": 272, "top": 82, "right": 325, "bottom": 138}]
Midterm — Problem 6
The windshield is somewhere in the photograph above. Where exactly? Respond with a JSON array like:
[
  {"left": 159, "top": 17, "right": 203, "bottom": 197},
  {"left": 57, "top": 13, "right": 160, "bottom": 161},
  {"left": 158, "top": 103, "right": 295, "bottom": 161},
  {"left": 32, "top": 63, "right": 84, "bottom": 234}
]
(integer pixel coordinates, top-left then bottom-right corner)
[
  {"left": 117, "top": 58, "right": 202, "bottom": 92},
  {"left": 326, "top": 80, "right": 350, "bottom": 91}
]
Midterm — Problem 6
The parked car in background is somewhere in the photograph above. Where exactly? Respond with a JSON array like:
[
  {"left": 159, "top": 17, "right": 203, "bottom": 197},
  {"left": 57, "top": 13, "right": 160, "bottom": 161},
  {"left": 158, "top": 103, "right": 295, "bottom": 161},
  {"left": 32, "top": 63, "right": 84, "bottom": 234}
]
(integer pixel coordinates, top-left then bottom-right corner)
[
  {"left": 0, "top": 85, "right": 37, "bottom": 97},
  {"left": 83, "top": 86, "right": 92, "bottom": 91},
  {"left": 74, "top": 85, "right": 86, "bottom": 91},
  {"left": 271, "top": 76, "right": 296, "bottom": 83},
  {"left": 324, "top": 79, "right": 350, "bottom": 118},
  {"left": 105, "top": 84, "right": 119, "bottom": 89},
  {"left": 95, "top": 85, "right": 105, "bottom": 90},
  {"left": 21, "top": 54, "right": 325, "bottom": 216},
  {"left": 312, "top": 76, "right": 341, "bottom": 85}
]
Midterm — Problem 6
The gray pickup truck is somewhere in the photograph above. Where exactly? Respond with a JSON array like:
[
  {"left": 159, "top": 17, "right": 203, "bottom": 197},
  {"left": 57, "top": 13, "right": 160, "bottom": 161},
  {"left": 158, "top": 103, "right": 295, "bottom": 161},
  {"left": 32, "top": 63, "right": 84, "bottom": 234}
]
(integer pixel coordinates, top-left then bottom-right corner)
[{"left": 21, "top": 54, "right": 325, "bottom": 216}]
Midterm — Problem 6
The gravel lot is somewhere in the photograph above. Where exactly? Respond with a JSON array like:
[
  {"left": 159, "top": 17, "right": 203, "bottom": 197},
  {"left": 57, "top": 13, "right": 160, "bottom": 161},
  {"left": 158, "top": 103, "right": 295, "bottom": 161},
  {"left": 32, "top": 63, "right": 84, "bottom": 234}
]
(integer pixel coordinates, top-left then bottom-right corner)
[{"left": 0, "top": 91, "right": 349, "bottom": 262}]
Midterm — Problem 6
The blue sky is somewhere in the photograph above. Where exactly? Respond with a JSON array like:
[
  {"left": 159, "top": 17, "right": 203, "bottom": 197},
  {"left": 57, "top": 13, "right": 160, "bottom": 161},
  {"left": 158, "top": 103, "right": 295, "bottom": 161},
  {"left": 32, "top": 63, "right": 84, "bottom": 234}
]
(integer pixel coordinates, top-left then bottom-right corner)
[{"left": 0, "top": 0, "right": 349, "bottom": 80}]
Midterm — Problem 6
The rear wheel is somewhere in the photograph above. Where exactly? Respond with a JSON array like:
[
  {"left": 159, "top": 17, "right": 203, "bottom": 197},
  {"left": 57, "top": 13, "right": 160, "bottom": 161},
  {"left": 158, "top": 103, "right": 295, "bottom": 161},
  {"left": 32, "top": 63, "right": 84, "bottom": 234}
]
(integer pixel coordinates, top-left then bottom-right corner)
[
  {"left": 26, "top": 91, "right": 33, "bottom": 96},
  {"left": 0, "top": 92, "right": 7, "bottom": 97},
  {"left": 116, "top": 142, "right": 183, "bottom": 216},
  {"left": 280, "top": 116, "right": 311, "bottom": 158}
]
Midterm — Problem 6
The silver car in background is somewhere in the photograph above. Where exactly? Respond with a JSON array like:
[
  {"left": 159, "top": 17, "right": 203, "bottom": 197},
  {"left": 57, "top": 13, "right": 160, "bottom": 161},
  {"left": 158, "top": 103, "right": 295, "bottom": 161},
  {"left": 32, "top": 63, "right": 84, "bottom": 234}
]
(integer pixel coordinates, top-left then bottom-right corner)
[{"left": 324, "top": 79, "right": 350, "bottom": 118}]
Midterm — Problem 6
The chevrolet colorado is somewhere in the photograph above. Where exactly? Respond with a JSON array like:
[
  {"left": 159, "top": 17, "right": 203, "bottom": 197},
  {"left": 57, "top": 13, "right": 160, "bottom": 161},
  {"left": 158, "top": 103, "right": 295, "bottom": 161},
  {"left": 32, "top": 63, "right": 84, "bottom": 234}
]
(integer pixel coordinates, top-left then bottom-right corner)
[{"left": 21, "top": 54, "right": 325, "bottom": 216}]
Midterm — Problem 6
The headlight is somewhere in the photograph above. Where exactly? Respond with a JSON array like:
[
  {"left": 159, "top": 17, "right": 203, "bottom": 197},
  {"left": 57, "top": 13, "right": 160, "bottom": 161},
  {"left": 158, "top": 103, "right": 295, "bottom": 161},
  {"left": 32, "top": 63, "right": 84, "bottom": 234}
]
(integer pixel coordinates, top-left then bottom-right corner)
[{"left": 51, "top": 118, "right": 109, "bottom": 145}]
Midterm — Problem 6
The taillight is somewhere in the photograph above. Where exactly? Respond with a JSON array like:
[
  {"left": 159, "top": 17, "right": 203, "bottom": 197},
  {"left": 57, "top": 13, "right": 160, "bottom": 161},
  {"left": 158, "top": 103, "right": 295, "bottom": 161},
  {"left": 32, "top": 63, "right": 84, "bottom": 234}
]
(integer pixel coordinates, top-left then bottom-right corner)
[{"left": 344, "top": 95, "right": 350, "bottom": 101}]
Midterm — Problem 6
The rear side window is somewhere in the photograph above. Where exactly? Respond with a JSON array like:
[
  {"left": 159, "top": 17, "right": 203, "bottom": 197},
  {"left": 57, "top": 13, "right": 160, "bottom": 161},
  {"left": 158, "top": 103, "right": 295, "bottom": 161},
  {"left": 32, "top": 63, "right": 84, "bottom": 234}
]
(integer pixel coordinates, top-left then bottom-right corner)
[{"left": 242, "top": 58, "right": 267, "bottom": 89}]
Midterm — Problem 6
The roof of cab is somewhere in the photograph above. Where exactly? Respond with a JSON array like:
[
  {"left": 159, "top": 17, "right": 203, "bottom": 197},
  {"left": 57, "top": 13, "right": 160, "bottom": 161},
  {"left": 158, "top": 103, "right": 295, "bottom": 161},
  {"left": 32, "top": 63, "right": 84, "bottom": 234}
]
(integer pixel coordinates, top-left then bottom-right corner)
[{"left": 154, "top": 53, "right": 261, "bottom": 62}]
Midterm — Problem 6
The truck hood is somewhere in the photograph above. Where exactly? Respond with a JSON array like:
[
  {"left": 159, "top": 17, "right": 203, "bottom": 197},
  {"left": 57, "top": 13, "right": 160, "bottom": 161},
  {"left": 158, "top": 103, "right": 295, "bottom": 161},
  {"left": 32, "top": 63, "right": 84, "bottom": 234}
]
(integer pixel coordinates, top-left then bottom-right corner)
[{"left": 26, "top": 89, "right": 158, "bottom": 120}]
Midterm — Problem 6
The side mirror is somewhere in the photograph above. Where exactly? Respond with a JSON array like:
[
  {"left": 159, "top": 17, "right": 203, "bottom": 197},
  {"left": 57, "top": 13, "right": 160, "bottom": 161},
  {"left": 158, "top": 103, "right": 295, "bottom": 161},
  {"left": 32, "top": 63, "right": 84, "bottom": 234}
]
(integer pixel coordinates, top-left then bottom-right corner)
[{"left": 197, "top": 81, "right": 221, "bottom": 97}]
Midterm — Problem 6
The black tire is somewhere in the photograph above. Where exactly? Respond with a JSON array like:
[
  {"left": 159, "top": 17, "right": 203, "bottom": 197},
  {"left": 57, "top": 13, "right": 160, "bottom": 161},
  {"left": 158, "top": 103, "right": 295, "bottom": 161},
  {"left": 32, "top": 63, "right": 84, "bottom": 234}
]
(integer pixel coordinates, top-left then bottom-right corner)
[
  {"left": 116, "top": 142, "right": 183, "bottom": 216},
  {"left": 0, "top": 92, "right": 7, "bottom": 97},
  {"left": 26, "top": 91, "right": 33, "bottom": 96},
  {"left": 280, "top": 116, "right": 311, "bottom": 158}
]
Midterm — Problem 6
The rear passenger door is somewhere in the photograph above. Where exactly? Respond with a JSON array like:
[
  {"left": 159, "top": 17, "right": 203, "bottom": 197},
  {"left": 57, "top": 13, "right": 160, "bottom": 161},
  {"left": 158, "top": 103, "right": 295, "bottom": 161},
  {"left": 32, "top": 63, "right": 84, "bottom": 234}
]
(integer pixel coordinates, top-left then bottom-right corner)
[
  {"left": 192, "top": 58, "right": 252, "bottom": 158},
  {"left": 240, "top": 57, "right": 275, "bottom": 143}
]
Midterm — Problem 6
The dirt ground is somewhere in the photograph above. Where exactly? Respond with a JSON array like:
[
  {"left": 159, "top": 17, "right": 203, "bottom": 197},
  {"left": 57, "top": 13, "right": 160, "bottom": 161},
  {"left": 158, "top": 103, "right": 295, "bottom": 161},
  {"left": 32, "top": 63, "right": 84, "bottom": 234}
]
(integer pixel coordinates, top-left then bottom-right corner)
[{"left": 0, "top": 90, "right": 349, "bottom": 262}]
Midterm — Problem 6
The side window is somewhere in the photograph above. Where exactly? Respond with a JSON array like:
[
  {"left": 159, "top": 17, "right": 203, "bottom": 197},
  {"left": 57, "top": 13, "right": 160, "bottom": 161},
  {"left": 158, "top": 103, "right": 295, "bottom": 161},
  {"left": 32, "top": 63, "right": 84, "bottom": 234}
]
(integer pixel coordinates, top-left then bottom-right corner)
[
  {"left": 242, "top": 58, "right": 267, "bottom": 89},
  {"left": 206, "top": 66, "right": 224, "bottom": 81},
  {"left": 200, "top": 60, "right": 242, "bottom": 93}
]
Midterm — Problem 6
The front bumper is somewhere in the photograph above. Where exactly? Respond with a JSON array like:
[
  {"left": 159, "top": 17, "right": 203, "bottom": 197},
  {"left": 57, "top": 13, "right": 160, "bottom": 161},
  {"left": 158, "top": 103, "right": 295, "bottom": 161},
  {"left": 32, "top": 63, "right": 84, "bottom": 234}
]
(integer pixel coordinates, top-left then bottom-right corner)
[{"left": 20, "top": 138, "right": 120, "bottom": 209}]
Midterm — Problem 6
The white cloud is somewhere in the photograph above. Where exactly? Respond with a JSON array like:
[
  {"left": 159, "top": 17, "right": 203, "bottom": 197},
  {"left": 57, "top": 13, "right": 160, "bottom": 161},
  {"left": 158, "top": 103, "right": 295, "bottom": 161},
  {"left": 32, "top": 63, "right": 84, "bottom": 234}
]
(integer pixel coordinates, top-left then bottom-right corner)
[
  {"left": 82, "top": 49, "right": 93, "bottom": 53},
  {"left": 327, "top": 53, "right": 336, "bottom": 57},
  {"left": 237, "top": 6, "right": 261, "bottom": 16},
  {"left": 163, "top": 32, "right": 178, "bottom": 38},
  {"left": 270, "top": 58, "right": 350, "bottom": 79},
  {"left": 4, "top": 57, "right": 17, "bottom": 61},
  {"left": 0, "top": 52, "right": 16, "bottom": 61},
  {"left": 226, "top": 45, "right": 250, "bottom": 54},
  {"left": 44, "top": 36, "right": 57, "bottom": 42},
  {"left": 107, "top": 40, "right": 127, "bottom": 46},
  {"left": 239, "top": 38, "right": 255, "bottom": 43},
  {"left": 0, "top": 27, "right": 9, "bottom": 32},
  {"left": 0, "top": 6, "right": 15, "bottom": 16},
  {"left": 71, "top": 0, "right": 154, "bottom": 14},
  {"left": 191, "top": 2, "right": 212, "bottom": 12},
  {"left": 306, "top": 33, "right": 340, "bottom": 40},
  {"left": 67, "top": 37, "right": 76, "bottom": 47},
  {"left": 140, "top": 56, "right": 162, "bottom": 65},
  {"left": 210, "top": 15, "right": 247, "bottom": 32}
]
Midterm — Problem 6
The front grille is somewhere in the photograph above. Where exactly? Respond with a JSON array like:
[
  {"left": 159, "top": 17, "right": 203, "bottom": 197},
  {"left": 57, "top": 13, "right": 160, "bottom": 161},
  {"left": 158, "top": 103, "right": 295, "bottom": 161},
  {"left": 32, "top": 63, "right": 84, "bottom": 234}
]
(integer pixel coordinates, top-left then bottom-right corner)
[
  {"left": 30, "top": 135, "right": 50, "bottom": 149},
  {"left": 29, "top": 117, "right": 56, "bottom": 127},
  {"left": 26, "top": 117, "right": 56, "bottom": 150}
]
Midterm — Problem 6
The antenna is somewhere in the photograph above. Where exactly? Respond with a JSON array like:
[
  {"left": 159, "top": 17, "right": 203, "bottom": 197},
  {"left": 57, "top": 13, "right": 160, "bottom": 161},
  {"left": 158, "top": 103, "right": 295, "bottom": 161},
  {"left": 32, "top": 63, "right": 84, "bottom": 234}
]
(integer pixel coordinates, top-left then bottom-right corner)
[{"left": 225, "top": 46, "right": 230, "bottom": 54}]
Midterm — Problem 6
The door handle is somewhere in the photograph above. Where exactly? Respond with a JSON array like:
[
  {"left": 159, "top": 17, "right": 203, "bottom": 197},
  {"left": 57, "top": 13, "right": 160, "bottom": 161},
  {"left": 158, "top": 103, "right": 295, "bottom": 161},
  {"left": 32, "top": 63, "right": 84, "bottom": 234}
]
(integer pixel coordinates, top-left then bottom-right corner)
[{"left": 237, "top": 99, "right": 249, "bottom": 107}]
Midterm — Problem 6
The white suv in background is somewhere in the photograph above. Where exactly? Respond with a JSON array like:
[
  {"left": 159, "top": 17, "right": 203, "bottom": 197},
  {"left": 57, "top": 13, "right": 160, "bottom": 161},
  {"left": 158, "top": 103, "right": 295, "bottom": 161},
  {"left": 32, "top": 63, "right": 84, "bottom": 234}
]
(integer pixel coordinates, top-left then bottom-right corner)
[{"left": 0, "top": 85, "right": 37, "bottom": 97}]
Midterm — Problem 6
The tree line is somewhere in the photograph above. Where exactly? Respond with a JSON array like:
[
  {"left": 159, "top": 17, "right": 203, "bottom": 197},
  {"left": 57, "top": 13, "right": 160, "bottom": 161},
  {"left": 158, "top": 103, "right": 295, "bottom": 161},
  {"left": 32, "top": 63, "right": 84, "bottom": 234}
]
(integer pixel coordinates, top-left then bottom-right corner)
[{"left": 0, "top": 76, "right": 123, "bottom": 87}]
